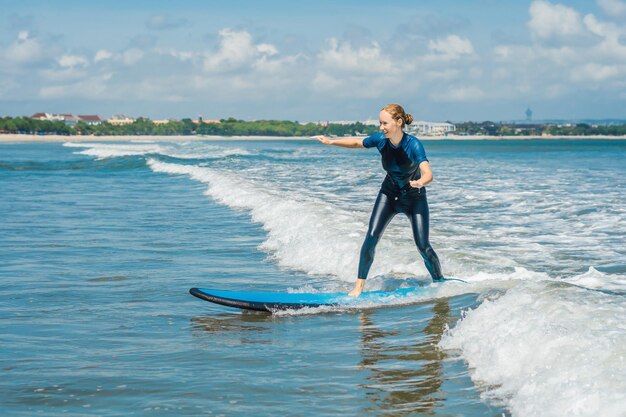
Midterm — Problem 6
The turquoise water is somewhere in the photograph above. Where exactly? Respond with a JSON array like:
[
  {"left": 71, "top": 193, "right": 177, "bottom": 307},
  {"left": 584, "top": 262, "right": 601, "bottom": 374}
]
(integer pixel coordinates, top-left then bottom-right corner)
[{"left": 1, "top": 139, "right": 625, "bottom": 416}]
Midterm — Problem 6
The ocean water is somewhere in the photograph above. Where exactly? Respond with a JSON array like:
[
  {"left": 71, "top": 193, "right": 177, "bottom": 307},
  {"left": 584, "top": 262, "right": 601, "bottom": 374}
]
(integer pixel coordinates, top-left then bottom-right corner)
[{"left": 1, "top": 138, "right": 625, "bottom": 417}]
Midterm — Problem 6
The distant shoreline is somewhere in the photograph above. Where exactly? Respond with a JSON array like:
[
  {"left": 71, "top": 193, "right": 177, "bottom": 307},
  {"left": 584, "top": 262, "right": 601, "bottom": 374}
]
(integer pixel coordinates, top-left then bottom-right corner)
[{"left": 1, "top": 133, "right": 625, "bottom": 143}]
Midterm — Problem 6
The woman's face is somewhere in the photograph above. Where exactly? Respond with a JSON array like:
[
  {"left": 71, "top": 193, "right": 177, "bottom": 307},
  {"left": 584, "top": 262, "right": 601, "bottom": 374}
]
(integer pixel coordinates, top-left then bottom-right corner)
[{"left": 379, "top": 110, "right": 403, "bottom": 138}]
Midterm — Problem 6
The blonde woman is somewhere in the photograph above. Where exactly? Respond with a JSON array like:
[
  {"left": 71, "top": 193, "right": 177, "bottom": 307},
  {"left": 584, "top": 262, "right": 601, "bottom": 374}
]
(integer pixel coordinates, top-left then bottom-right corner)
[{"left": 315, "top": 104, "right": 443, "bottom": 296}]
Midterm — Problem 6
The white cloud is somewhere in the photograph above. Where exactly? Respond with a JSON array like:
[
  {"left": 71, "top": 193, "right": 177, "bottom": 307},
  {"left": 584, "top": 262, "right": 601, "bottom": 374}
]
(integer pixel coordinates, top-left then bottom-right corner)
[
  {"left": 155, "top": 48, "right": 195, "bottom": 62},
  {"left": 39, "top": 54, "right": 89, "bottom": 82},
  {"left": 487, "top": 0, "right": 626, "bottom": 103},
  {"left": 312, "top": 72, "right": 342, "bottom": 91},
  {"left": 39, "top": 73, "right": 113, "bottom": 99},
  {"left": 129, "top": 76, "right": 191, "bottom": 102},
  {"left": 493, "top": 45, "right": 512, "bottom": 59},
  {"left": 40, "top": 67, "right": 87, "bottom": 82},
  {"left": 317, "top": 38, "right": 395, "bottom": 73},
  {"left": 256, "top": 43, "right": 278, "bottom": 56},
  {"left": 582, "top": 13, "right": 626, "bottom": 42},
  {"left": 428, "top": 35, "right": 474, "bottom": 59},
  {"left": 528, "top": 1, "right": 586, "bottom": 41},
  {"left": 94, "top": 49, "right": 113, "bottom": 62},
  {"left": 311, "top": 38, "right": 410, "bottom": 98},
  {"left": 425, "top": 68, "right": 460, "bottom": 81},
  {"left": 5, "top": 31, "right": 43, "bottom": 64},
  {"left": 3, "top": 1, "right": 623, "bottom": 121},
  {"left": 58, "top": 54, "right": 88, "bottom": 68},
  {"left": 121, "top": 48, "right": 144, "bottom": 65},
  {"left": 597, "top": 0, "right": 626, "bottom": 17},
  {"left": 92, "top": 48, "right": 146, "bottom": 65},
  {"left": 253, "top": 54, "right": 303, "bottom": 75},
  {"left": 203, "top": 29, "right": 278, "bottom": 72},
  {"left": 311, "top": 69, "right": 397, "bottom": 98},
  {"left": 582, "top": 14, "right": 626, "bottom": 60},
  {"left": 25, "top": 28, "right": 303, "bottom": 105},
  {"left": 431, "top": 85, "right": 485, "bottom": 102},
  {"left": 570, "top": 63, "right": 622, "bottom": 82}
]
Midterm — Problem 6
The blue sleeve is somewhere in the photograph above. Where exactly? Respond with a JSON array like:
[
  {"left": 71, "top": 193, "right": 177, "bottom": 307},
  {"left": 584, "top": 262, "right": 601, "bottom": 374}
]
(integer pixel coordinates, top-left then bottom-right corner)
[
  {"left": 406, "top": 136, "right": 429, "bottom": 164},
  {"left": 362, "top": 132, "right": 385, "bottom": 149}
]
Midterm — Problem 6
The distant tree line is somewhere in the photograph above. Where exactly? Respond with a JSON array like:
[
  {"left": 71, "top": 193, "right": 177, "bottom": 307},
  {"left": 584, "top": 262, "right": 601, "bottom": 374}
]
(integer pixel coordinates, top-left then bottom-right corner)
[
  {"left": 0, "top": 116, "right": 378, "bottom": 137},
  {"left": 454, "top": 121, "right": 626, "bottom": 136},
  {"left": 0, "top": 116, "right": 74, "bottom": 135},
  {"left": 1, "top": 116, "right": 626, "bottom": 137},
  {"left": 542, "top": 123, "right": 626, "bottom": 136}
]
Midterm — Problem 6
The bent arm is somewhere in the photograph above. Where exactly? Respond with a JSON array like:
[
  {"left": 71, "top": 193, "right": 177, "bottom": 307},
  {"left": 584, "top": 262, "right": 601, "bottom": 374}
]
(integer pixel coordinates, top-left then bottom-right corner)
[
  {"left": 410, "top": 161, "right": 434, "bottom": 188},
  {"left": 313, "top": 135, "right": 365, "bottom": 148}
]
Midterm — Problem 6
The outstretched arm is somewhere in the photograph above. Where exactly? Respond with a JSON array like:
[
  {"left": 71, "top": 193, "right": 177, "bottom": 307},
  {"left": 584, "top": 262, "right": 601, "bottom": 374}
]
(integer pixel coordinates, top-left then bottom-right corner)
[{"left": 313, "top": 135, "right": 365, "bottom": 148}]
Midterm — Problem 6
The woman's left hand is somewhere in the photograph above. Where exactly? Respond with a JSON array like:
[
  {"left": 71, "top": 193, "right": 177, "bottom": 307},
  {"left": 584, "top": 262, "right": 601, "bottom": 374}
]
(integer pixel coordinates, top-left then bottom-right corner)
[{"left": 410, "top": 180, "right": 424, "bottom": 189}]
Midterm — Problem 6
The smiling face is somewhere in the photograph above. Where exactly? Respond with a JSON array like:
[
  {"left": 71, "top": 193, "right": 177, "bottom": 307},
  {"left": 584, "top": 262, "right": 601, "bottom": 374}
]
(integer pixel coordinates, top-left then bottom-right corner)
[{"left": 379, "top": 110, "right": 403, "bottom": 139}]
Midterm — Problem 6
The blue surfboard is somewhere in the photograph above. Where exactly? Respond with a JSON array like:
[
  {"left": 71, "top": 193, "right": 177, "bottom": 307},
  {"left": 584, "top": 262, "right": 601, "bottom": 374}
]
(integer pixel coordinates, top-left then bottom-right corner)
[{"left": 190, "top": 286, "right": 428, "bottom": 312}]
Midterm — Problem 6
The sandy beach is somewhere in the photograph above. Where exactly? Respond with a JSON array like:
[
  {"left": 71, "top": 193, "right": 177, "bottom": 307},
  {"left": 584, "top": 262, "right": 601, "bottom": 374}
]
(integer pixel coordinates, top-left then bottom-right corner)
[{"left": 1, "top": 134, "right": 626, "bottom": 143}]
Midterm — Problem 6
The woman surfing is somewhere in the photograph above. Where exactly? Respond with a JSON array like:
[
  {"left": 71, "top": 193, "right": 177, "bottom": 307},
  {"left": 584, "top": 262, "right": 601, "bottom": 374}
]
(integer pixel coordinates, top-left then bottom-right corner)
[{"left": 314, "top": 104, "right": 444, "bottom": 296}]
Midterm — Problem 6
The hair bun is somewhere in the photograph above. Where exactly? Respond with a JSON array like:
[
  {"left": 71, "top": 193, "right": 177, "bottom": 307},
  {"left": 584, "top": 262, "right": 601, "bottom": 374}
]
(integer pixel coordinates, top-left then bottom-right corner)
[{"left": 405, "top": 113, "right": 414, "bottom": 125}]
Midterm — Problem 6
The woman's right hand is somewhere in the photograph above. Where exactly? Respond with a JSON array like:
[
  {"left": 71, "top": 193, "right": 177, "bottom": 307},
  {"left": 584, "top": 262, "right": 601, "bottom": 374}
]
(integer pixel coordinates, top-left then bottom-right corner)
[
  {"left": 312, "top": 136, "right": 364, "bottom": 148},
  {"left": 312, "top": 135, "right": 332, "bottom": 145}
]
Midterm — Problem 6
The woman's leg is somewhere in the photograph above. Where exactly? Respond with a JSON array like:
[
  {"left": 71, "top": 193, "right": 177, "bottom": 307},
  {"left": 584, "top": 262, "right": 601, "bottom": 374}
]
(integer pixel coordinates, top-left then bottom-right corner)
[
  {"left": 407, "top": 199, "right": 444, "bottom": 281},
  {"left": 358, "top": 192, "right": 396, "bottom": 279}
]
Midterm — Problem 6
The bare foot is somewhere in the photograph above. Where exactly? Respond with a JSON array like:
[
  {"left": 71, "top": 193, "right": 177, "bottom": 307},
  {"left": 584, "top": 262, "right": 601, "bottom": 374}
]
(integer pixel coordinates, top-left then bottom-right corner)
[{"left": 348, "top": 278, "right": 365, "bottom": 297}]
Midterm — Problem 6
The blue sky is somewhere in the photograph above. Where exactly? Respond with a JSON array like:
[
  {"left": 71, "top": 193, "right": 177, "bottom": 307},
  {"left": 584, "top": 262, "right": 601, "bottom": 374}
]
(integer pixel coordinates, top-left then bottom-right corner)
[{"left": 1, "top": 0, "right": 625, "bottom": 121}]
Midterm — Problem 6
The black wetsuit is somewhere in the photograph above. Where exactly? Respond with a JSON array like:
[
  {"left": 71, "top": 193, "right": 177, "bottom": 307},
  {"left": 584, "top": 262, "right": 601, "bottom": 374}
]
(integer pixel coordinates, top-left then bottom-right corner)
[{"left": 359, "top": 132, "right": 443, "bottom": 281}]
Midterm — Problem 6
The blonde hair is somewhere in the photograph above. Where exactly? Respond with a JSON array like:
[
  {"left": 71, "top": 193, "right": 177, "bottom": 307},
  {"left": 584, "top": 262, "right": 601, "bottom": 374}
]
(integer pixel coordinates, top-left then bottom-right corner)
[{"left": 381, "top": 103, "right": 414, "bottom": 128}]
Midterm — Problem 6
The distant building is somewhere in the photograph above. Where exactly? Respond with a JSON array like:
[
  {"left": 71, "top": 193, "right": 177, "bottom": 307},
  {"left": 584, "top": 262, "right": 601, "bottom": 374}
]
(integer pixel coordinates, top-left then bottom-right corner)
[
  {"left": 153, "top": 119, "right": 173, "bottom": 125},
  {"left": 63, "top": 115, "right": 80, "bottom": 127},
  {"left": 408, "top": 121, "right": 456, "bottom": 136},
  {"left": 192, "top": 118, "right": 221, "bottom": 124},
  {"left": 31, "top": 112, "right": 82, "bottom": 126},
  {"left": 306, "top": 119, "right": 378, "bottom": 126},
  {"left": 526, "top": 107, "right": 533, "bottom": 121},
  {"left": 326, "top": 120, "right": 359, "bottom": 125},
  {"left": 31, "top": 112, "right": 66, "bottom": 122},
  {"left": 514, "top": 123, "right": 544, "bottom": 130},
  {"left": 107, "top": 115, "right": 135, "bottom": 125},
  {"left": 77, "top": 115, "right": 103, "bottom": 125},
  {"left": 31, "top": 112, "right": 52, "bottom": 120},
  {"left": 510, "top": 123, "right": 544, "bottom": 135}
]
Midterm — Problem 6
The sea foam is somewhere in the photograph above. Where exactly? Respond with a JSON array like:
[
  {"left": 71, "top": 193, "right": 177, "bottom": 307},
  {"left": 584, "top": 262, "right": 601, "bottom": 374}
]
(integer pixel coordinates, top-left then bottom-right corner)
[
  {"left": 440, "top": 281, "right": 626, "bottom": 417},
  {"left": 64, "top": 142, "right": 165, "bottom": 159},
  {"left": 63, "top": 141, "right": 251, "bottom": 160},
  {"left": 147, "top": 158, "right": 365, "bottom": 281},
  {"left": 146, "top": 158, "right": 566, "bottom": 292}
]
